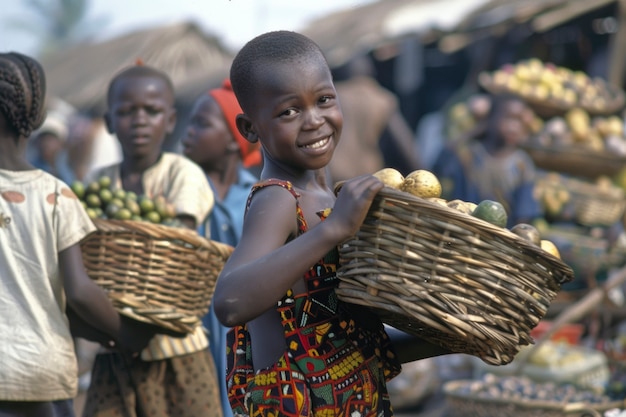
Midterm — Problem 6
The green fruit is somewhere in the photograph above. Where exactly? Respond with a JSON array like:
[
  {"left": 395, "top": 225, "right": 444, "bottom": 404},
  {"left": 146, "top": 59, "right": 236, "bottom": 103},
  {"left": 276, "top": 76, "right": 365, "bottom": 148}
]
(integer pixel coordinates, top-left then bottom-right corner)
[
  {"left": 144, "top": 211, "right": 161, "bottom": 224},
  {"left": 86, "top": 181, "right": 100, "bottom": 194},
  {"left": 86, "top": 208, "right": 98, "bottom": 219},
  {"left": 85, "top": 193, "right": 101, "bottom": 208},
  {"left": 472, "top": 200, "right": 508, "bottom": 228},
  {"left": 125, "top": 198, "right": 141, "bottom": 216},
  {"left": 510, "top": 223, "right": 541, "bottom": 246},
  {"left": 70, "top": 181, "right": 85, "bottom": 199},
  {"left": 139, "top": 197, "right": 156, "bottom": 214},
  {"left": 98, "top": 175, "right": 112, "bottom": 189},
  {"left": 114, "top": 208, "right": 133, "bottom": 220},
  {"left": 109, "top": 198, "right": 125, "bottom": 208},
  {"left": 99, "top": 188, "right": 113, "bottom": 204},
  {"left": 113, "top": 189, "right": 127, "bottom": 200},
  {"left": 126, "top": 191, "right": 138, "bottom": 201},
  {"left": 105, "top": 203, "right": 121, "bottom": 218},
  {"left": 131, "top": 214, "right": 143, "bottom": 222}
]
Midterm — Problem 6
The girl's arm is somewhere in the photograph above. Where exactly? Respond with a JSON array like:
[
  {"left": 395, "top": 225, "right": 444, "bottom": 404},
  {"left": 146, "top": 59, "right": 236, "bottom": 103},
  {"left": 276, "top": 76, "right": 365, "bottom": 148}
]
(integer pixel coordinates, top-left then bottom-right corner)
[
  {"left": 60, "top": 244, "right": 157, "bottom": 351},
  {"left": 214, "top": 175, "right": 383, "bottom": 327}
]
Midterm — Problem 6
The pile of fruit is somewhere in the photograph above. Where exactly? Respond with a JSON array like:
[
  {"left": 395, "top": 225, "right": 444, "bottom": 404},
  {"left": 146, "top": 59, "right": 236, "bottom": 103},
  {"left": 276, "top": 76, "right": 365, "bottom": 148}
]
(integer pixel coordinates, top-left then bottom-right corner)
[
  {"left": 531, "top": 107, "right": 626, "bottom": 155},
  {"left": 446, "top": 373, "right": 617, "bottom": 407},
  {"left": 372, "top": 168, "right": 561, "bottom": 259},
  {"left": 479, "top": 58, "right": 625, "bottom": 115},
  {"left": 71, "top": 176, "right": 179, "bottom": 225}
]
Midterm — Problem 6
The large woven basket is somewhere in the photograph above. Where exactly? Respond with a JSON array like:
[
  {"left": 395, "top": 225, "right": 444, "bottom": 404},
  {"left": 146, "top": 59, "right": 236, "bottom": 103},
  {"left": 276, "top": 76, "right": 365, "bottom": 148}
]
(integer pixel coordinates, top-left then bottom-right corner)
[
  {"left": 81, "top": 219, "right": 233, "bottom": 334},
  {"left": 536, "top": 174, "right": 626, "bottom": 227},
  {"left": 521, "top": 143, "right": 626, "bottom": 180},
  {"left": 336, "top": 187, "right": 574, "bottom": 366}
]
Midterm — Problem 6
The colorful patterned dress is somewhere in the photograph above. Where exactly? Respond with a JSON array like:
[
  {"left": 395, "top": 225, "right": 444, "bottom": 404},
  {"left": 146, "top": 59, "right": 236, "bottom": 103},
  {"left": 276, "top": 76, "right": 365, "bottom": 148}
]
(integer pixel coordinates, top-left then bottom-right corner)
[{"left": 225, "top": 179, "right": 401, "bottom": 417}]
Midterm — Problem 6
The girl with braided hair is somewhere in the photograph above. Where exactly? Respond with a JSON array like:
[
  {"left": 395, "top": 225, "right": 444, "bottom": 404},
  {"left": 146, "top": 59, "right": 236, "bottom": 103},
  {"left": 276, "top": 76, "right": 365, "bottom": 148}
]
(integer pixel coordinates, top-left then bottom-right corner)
[{"left": 0, "top": 52, "right": 156, "bottom": 417}]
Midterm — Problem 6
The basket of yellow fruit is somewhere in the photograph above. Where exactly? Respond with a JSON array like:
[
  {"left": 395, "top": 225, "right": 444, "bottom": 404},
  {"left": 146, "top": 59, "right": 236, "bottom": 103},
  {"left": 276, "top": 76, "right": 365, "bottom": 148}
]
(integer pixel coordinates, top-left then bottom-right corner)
[
  {"left": 72, "top": 177, "right": 233, "bottom": 334},
  {"left": 334, "top": 169, "right": 574, "bottom": 366},
  {"left": 478, "top": 59, "right": 625, "bottom": 118}
]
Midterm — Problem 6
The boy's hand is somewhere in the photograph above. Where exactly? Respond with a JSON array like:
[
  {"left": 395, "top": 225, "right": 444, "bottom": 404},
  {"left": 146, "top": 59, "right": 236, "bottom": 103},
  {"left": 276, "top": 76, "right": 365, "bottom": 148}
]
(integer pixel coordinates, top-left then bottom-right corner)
[
  {"left": 116, "top": 316, "right": 180, "bottom": 353},
  {"left": 328, "top": 175, "right": 384, "bottom": 241}
]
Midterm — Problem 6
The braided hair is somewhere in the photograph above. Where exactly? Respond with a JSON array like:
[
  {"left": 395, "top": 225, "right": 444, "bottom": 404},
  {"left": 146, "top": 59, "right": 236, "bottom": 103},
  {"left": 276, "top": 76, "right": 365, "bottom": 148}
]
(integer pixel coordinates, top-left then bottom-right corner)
[
  {"left": 230, "top": 31, "right": 327, "bottom": 114},
  {"left": 0, "top": 52, "right": 46, "bottom": 140}
]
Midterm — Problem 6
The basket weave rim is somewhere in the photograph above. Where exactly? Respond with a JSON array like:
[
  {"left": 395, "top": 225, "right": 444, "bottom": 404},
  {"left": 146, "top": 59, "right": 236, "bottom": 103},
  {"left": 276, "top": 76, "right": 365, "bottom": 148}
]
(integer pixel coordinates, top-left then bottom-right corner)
[
  {"left": 371, "top": 187, "right": 574, "bottom": 285},
  {"left": 89, "top": 218, "right": 231, "bottom": 251},
  {"left": 521, "top": 143, "right": 626, "bottom": 163}
]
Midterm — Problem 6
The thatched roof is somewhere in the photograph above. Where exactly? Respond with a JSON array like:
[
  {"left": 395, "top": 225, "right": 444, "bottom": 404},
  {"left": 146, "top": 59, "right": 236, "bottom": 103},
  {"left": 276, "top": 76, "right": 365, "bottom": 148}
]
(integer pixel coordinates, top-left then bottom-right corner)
[
  {"left": 41, "top": 21, "right": 234, "bottom": 116},
  {"left": 301, "top": 0, "right": 489, "bottom": 67},
  {"left": 439, "top": 0, "right": 619, "bottom": 52}
]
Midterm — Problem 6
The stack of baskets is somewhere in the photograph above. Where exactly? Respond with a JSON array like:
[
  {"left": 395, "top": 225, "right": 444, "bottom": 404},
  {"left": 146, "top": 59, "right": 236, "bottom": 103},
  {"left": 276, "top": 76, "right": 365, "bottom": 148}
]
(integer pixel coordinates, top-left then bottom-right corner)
[
  {"left": 81, "top": 218, "right": 233, "bottom": 334},
  {"left": 336, "top": 187, "right": 574, "bottom": 366}
]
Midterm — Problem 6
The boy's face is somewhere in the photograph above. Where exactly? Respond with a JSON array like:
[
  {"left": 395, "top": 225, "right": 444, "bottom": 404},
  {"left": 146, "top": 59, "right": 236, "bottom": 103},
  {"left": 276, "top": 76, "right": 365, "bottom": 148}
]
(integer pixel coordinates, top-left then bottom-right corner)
[
  {"left": 182, "top": 95, "right": 234, "bottom": 169},
  {"left": 105, "top": 75, "right": 176, "bottom": 160},
  {"left": 244, "top": 54, "right": 342, "bottom": 172}
]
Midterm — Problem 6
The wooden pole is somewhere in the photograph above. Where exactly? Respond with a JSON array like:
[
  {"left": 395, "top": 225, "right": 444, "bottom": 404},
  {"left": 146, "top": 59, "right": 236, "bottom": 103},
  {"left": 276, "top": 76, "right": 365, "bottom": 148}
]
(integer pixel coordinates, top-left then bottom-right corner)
[{"left": 608, "top": 0, "right": 626, "bottom": 87}]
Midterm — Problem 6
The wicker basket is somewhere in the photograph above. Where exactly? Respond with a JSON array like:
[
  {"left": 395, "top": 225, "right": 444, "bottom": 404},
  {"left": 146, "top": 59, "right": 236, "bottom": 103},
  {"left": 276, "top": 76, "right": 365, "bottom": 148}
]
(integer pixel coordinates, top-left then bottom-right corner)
[
  {"left": 335, "top": 187, "right": 574, "bottom": 366},
  {"left": 521, "top": 143, "right": 626, "bottom": 180},
  {"left": 443, "top": 379, "right": 625, "bottom": 417},
  {"left": 478, "top": 71, "right": 625, "bottom": 118},
  {"left": 536, "top": 174, "right": 626, "bottom": 227},
  {"left": 81, "top": 219, "right": 233, "bottom": 334}
]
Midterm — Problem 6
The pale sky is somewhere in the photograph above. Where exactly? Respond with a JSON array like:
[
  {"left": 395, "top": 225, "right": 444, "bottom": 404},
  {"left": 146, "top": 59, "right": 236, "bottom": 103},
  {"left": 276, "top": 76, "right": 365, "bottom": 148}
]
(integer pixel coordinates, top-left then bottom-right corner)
[{"left": 2, "top": 0, "right": 377, "bottom": 56}]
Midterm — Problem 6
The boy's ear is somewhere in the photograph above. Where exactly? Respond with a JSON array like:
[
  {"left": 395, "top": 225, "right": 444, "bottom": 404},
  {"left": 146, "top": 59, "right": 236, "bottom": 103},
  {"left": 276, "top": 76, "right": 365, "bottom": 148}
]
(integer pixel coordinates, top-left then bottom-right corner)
[
  {"left": 235, "top": 113, "right": 259, "bottom": 143},
  {"left": 166, "top": 108, "right": 177, "bottom": 135}
]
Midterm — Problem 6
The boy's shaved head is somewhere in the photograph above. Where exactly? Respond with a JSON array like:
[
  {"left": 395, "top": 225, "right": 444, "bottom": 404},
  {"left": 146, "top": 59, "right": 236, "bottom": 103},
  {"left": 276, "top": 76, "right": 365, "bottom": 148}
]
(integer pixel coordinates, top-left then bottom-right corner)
[
  {"left": 107, "top": 64, "right": 175, "bottom": 106},
  {"left": 230, "top": 30, "right": 327, "bottom": 114}
]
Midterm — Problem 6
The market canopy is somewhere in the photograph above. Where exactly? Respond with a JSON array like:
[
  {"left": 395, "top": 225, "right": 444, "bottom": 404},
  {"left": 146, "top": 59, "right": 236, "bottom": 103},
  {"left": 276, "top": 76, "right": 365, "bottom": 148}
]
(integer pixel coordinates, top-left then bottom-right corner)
[
  {"left": 439, "top": 0, "right": 620, "bottom": 52},
  {"left": 41, "top": 21, "right": 234, "bottom": 116},
  {"left": 301, "top": 0, "right": 490, "bottom": 67}
]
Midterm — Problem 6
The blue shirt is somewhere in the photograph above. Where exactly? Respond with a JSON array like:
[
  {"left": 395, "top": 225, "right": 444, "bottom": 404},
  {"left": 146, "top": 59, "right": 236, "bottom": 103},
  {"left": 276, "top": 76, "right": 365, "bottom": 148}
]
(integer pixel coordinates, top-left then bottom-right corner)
[{"left": 198, "top": 166, "right": 257, "bottom": 246}]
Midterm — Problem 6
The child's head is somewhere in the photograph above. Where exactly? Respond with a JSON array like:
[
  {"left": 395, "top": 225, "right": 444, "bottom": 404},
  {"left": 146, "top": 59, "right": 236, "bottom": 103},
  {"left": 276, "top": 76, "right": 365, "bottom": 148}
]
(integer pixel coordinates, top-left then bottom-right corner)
[
  {"left": 105, "top": 64, "right": 176, "bottom": 160},
  {"left": 230, "top": 31, "right": 342, "bottom": 171},
  {"left": 0, "top": 52, "right": 46, "bottom": 141},
  {"left": 182, "top": 79, "right": 261, "bottom": 170},
  {"left": 483, "top": 93, "right": 531, "bottom": 149}
]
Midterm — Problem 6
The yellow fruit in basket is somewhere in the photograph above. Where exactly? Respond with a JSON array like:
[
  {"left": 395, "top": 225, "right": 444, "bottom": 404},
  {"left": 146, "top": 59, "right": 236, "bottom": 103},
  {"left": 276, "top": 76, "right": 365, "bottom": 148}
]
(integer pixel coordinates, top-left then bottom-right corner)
[
  {"left": 540, "top": 239, "right": 561, "bottom": 259},
  {"left": 144, "top": 211, "right": 161, "bottom": 224},
  {"left": 447, "top": 199, "right": 473, "bottom": 214},
  {"left": 400, "top": 170, "right": 442, "bottom": 198},
  {"left": 372, "top": 168, "right": 405, "bottom": 189}
]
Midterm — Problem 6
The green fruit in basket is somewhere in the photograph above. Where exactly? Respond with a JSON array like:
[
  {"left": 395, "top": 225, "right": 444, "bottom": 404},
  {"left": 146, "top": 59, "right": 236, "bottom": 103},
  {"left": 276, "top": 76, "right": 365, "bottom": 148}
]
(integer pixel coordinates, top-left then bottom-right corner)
[
  {"left": 125, "top": 198, "right": 141, "bottom": 216},
  {"left": 85, "top": 193, "right": 101, "bottom": 208},
  {"left": 114, "top": 207, "right": 133, "bottom": 220},
  {"left": 113, "top": 189, "right": 127, "bottom": 200},
  {"left": 126, "top": 191, "right": 138, "bottom": 201},
  {"left": 131, "top": 214, "right": 143, "bottom": 222},
  {"left": 144, "top": 211, "right": 161, "bottom": 224},
  {"left": 139, "top": 197, "right": 156, "bottom": 214},
  {"left": 99, "top": 188, "right": 113, "bottom": 205},
  {"left": 510, "top": 223, "right": 541, "bottom": 246},
  {"left": 70, "top": 180, "right": 85, "bottom": 199},
  {"left": 86, "top": 208, "right": 98, "bottom": 219},
  {"left": 105, "top": 203, "right": 121, "bottom": 218},
  {"left": 472, "top": 200, "right": 508, "bottom": 228},
  {"left": 98, "top": 175, "right": 112, "bottom": 189},
  {"left": 86, "top": 181, "right": 100, "bottom": 194}
]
